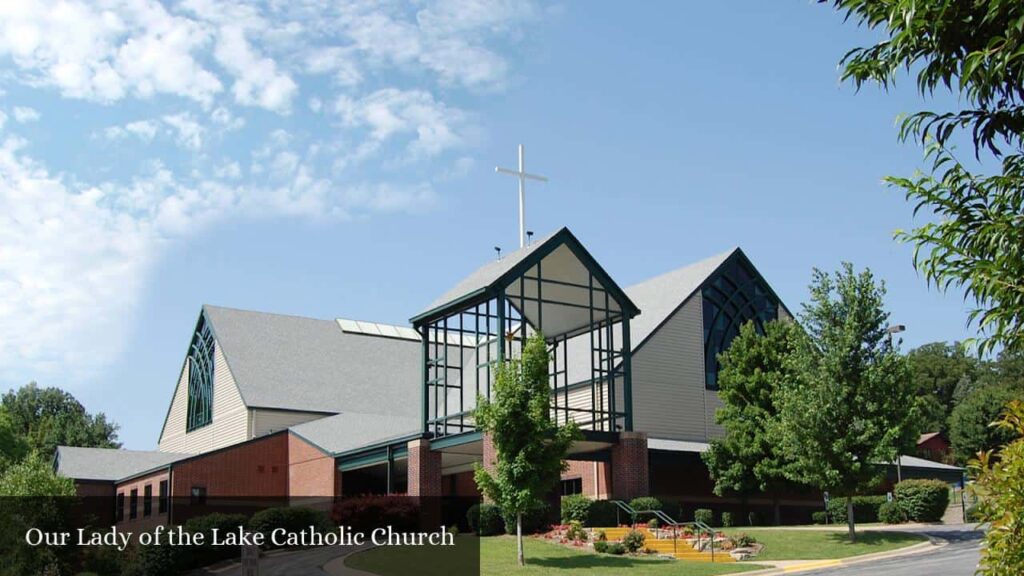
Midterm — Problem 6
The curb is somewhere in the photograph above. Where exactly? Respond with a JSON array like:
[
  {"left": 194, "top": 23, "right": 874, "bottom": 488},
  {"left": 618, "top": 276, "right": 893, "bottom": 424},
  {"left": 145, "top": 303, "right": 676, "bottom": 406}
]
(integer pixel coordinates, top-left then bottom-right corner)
[{"left": 739, "top": 534, "right": 947, "bottom": 575}]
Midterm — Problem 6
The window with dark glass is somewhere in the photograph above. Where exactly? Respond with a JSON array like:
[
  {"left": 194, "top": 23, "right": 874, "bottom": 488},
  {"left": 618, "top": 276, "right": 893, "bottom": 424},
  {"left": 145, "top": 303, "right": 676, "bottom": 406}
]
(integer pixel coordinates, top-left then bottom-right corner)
[
  {"left": 158, "top": 480, "right": 168, "bottom": 514},
  {"left": 129, "top": 489, "right": 138, "bottom": 519},
  {"left": 702, "top": 256, "right": 779, "bottom": 390},
  {"left": 116, "top": 492, "right": 125, "bottom": 522},
  {"left": 143, "top": 484, "right": 152, "bottom": 517},
  {"left": 561, "top": 477, "right": 583, "bottom": 496},
  {"left": 190, "top": 486, "right": 207, "bottom": 505},
  {"left": 187, "top": 315, "right": 215, "bottom": 431}
]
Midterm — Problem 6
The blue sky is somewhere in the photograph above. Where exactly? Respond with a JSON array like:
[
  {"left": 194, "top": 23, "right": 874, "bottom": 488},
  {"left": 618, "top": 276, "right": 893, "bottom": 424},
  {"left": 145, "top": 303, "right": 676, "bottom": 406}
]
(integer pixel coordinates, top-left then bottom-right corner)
[{"left": 0, "top": 1, "right": 978, "bottom": 449}]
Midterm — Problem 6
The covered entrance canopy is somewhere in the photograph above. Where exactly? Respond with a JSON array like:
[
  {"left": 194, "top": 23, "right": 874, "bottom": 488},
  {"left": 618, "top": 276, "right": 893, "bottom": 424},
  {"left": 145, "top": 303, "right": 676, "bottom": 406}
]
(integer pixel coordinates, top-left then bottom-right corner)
[{"left": 411, "top": 227, "right": 641, "bottom": 439}]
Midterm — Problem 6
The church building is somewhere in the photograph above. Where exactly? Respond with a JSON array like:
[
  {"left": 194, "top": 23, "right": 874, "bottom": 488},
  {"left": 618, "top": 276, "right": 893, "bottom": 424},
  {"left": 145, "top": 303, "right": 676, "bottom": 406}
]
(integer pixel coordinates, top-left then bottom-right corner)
[{"left": 56, "top": 227, "right": 962, "bottom": 527}]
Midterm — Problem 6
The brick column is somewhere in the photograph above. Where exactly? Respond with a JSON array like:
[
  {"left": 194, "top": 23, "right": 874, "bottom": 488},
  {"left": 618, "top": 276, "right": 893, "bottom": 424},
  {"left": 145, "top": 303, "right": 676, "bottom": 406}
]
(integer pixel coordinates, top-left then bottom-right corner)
[
  {"left": 611, "top": 431, "right": 649, "bottom": 500},
  {"left": 407, "top": 439, "right": 442, "bottom": 497}
]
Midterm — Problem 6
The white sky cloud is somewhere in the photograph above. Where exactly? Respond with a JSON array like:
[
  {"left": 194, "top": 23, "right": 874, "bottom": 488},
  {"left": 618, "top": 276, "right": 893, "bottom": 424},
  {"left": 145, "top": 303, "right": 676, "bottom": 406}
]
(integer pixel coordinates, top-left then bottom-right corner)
[
  {"left": 12, "top": 106, "right": 40, "bottom": 122},
  {"left": 0, "top": 0, "right": 538, "bottom": 383}
]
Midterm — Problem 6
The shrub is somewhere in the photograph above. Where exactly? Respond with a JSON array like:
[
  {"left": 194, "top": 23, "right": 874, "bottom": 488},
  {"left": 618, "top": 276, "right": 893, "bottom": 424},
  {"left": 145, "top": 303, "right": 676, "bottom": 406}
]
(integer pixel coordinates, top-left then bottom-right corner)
[
  {"left": 248, "top": 507, "right": 334, "bottom": 549},
  {"left": 721, "top": 512, "right": 734, "bottom": 527},
  {"left": 878, "top": 501, "right": 909, "bottom": 524},
  {"left": 566, "top": 520, "right": 588, "bottom": 542},
  {"left": 595, "top": 529, "right": 607, "bottom": 542},
  {"left": 503, "top": 502, "right": 550, "bottom": 535},
  {"left": 466, "top": 503, "right": 505, "bottom": 536},
  {"left": 629, "top": 496, "right": 662, "bottom": 514},
  {"left": 606, "top": 542, "right": 626, "bottom": 555},
  {"left": 733, "top": 533, "right": 757, "bottom": 548},
  {"left": 622, "top": 529, "right": 645, "bottom": 553},
  {"left": 121, "top": 543, "right": 185, "bottom": 576},
  {"left": 647, "top": 518, "right": 659, "bottom": 530},
  {"left": 694, "top": 508, "right": 713, "bottom": 526},
  {"left": 334, "top": 495, "right": 418, "bottom": 533},
  {"left": 747, "top": 511, "right": 761, "bottom": 526},
  {"left": 587, "top": 500, "right": 618, "bottom": 527},
  {"left": 183, "top": 513, "right": 249, "bottom": 568},
  {"left": 561, "top": 494, "right": 593, "bottom": 524},
  {"left": 894, "top": 479, "right": 950, "bottom": 522},
  {"left": 593, "top": 540, "right": 609, "bottom": 553},
  {"left": 811, "top": 511, "right": 828, "bottom": 525},
  {"left": 826, "top": 495, "right": 886, "bottom": 524}
]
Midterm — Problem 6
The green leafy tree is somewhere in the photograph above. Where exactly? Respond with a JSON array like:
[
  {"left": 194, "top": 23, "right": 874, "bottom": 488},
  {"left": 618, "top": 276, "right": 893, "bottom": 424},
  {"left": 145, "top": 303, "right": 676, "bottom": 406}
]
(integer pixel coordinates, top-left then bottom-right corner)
[
  {"left": 0, "top": 453, "right": 76, "bottom": 576},
  {"left": 474, "top": 332, "right": 580, "bottom": 566},
  {"left": 0, "top": 411, "right": 29, "bottom": 472},
  {"left": 969, "top": 401, "right": 1024, "bottom": 574},
  {"left": 906, "top": 342, "right": 978, "bottom": 434},
  {"left": 2, "top": 382, "right": 120, "bottom": 458},
  {"left": 778, "top": 264, "right": 919, "bottom": 542},
  {"left": 949, "top": 384, "right": 1023, "bottom": 464},
  {"left": 703, "top": 320, "right": 803, "bottom": 526},
  {"left": 0, "top": 452, "right": 75, "bottom": 497},
  {"left": 822, "top": 0, "right": 1024, "bottom": 357}
]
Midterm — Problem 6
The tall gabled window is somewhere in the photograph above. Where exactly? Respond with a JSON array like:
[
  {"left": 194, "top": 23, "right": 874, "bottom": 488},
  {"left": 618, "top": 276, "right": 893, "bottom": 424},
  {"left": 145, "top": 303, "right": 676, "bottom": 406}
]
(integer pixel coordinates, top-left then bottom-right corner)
[
  {"left": 702, "top": 256, "right": 779, "bottom": 390},
  {"left": 186, "top": 315, "right": 215, "bottom": 432}
]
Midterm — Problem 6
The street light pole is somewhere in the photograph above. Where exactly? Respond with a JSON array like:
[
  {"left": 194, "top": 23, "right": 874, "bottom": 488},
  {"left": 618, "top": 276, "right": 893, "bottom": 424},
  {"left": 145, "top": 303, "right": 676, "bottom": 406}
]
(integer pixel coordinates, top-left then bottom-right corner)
[{"left": 887, "top": 324, "right": 907, "bottom": 484}]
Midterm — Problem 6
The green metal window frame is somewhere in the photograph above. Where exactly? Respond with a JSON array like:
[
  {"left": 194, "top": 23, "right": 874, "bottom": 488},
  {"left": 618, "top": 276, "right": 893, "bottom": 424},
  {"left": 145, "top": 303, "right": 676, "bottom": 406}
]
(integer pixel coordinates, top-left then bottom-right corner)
[
  {"left": 702, "top": 257, "right": 778, "bottom": 390},
  {"left": 186, "top": 315, "right": 215, "bottom": 432}
]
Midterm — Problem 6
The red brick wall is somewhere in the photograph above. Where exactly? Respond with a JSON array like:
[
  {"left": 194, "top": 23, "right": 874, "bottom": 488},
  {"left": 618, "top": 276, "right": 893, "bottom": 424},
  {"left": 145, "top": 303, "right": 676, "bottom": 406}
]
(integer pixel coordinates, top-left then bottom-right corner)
[
  {"left": 407, "top": 439, "right": 441, "bottom": 497},
  {"left": 288, "top": 432, "right": 341, "bottom": 498},
  {"left": 116, "top": 469, "right": 171, "bottom": 532},
  {"left": 171, "top": 432, "right": 289, "bottom": 498},
  {"left": 611, "top": 431, "right": 649, "bottom": 500},
  {"left": 444, "top": 471, "right": 481, "bottom": 497},
  {"left": 563, "top": 460, "right": 611, "bottom": 499}
]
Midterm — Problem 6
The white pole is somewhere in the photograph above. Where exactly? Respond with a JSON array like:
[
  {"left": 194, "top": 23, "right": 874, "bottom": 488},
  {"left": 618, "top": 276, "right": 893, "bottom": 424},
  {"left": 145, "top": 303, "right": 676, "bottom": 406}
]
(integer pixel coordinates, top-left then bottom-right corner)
[{"left": 518, "top": 144, "right": 525, "bottom": 248}]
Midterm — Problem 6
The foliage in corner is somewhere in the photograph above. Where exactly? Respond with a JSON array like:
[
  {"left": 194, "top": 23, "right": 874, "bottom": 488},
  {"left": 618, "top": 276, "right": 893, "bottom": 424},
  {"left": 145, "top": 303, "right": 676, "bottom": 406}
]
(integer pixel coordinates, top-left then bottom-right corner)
[
  {"left": 474, "top": 332, "right": 581, "bottom": 565},
  {"left": 969, "top": 400, "right": 1024, "bottom": 575},
  {"left": 822, "top": 0, "right": 1024, "bottom": 357}
]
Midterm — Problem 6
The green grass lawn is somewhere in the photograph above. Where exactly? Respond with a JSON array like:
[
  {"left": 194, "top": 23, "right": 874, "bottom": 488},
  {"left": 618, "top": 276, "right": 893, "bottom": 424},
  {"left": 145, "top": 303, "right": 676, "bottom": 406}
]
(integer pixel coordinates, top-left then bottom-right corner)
[
  {"left": 345, "top": 536, "right": 765, "bottom": 576},
  {"left": 720, "top": 528, "right": 927, "bottom": 560}
]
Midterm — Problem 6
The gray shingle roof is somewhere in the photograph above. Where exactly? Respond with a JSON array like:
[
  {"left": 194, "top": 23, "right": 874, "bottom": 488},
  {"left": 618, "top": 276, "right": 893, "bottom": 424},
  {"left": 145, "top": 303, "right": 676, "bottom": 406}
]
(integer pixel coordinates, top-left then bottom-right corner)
[
  {"left": 55, "top": 446, "right": 190, "bottom": 482},
  {"left": 624, "top": 247, "right": 737, "bottom": 350},
  {"left": 203, "top": 305, "right": 420, "bottom": 416},
  {"left": 414, "top": 228, "right": 564, "bottom": 320},
  {"left": 289, "top": 412, "right": 421, "bottom": 455}
]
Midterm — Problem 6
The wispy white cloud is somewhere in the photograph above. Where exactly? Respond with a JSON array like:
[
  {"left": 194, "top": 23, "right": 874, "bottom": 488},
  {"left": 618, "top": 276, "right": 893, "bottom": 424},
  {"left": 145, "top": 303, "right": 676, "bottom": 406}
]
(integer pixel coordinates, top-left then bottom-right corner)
[
  {"left": 0, "top": 0, "right": 541, "bottom": 383},
  {"left": 12, "top": 106, "right": 40, "bottom": 122}
]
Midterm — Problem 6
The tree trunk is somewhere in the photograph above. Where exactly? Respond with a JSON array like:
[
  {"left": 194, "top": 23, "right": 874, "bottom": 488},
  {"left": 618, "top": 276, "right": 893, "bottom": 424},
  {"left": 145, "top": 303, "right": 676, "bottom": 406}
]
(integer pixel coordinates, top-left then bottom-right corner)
[
  {"left": 772, "top": 494, "right": 781, "bottom": 526},
  {"left": 846, "top": 497, "right": 856, "bottom": 542},
  {"left": 517, "top": 513, "right": 524, "bottom": 566}
]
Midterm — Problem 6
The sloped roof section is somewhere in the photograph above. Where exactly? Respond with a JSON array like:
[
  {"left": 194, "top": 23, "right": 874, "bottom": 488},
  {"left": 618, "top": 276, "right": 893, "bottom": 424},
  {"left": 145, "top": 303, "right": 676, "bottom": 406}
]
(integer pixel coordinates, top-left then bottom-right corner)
[
  {"left": 290, "top": 412, "right": 421, "bottom": 455},
  {"left": 412, "top": 227, "right": 639, "bottom": 327},
  {"left": 624, "top": 247, "right": 737, "bottom": 350},
  {"left": 55, "top": 446, "right": 189, "bottom": 482},
  {"left": 203, "top": 306, "right": 421, "bottom": 416}
]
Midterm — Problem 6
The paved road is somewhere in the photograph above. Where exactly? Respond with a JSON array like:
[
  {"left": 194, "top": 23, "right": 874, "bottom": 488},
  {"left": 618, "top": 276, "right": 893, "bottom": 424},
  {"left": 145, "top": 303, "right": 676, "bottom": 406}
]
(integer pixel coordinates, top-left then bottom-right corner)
[{"left": 801, "top": 525, "right": 982, "bottom": 576}]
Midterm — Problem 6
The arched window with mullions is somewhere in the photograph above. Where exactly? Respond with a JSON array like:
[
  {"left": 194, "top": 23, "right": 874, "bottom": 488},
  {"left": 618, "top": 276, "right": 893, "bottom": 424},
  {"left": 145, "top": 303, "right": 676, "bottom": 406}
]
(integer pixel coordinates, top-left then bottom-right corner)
[
  {"left": 702, "top": 256, "right": 779, "bottom": 390},
  {"left": 186, "top": 315, "right": 215, "bottom": 431}
]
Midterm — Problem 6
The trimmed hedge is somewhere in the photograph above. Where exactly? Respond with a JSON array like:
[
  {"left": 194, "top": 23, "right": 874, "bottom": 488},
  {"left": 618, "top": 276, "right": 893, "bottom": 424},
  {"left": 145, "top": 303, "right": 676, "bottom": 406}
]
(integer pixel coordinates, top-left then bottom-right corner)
[
  {"left": 587, "top": 500, "right": 619, "bottom": 527},
  {"left": 248, "top": 507, "right": 334, "bottom": 549},
  {"left": 694, "top": 508, "right": 713, "bottom": 526},
  {"left": 561, "top": 494, "right": 592, "bottom": 524},
  {"left": 503, "top": 502, "right": 550, "bottom": 535},
  {"left": 629, "top": 496, "right": 662, "bottom": 522},
  {"left": 467, "top": 503, "right": 504, "bottom": 536},
  {"left": 894, "top": 479, "right": 950, "bottom": 522},
  {"left": 878, "top": 500, "right": 909, "bottom": 524},
  {"left": 826, "top": 496, "right": 886, "bottom": 524},
  {"left": 721, "top": 512, "right": 734, "bottom": 527},
  {"left": 811, "top": 511, "right": 828, "bottom": 525}
]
